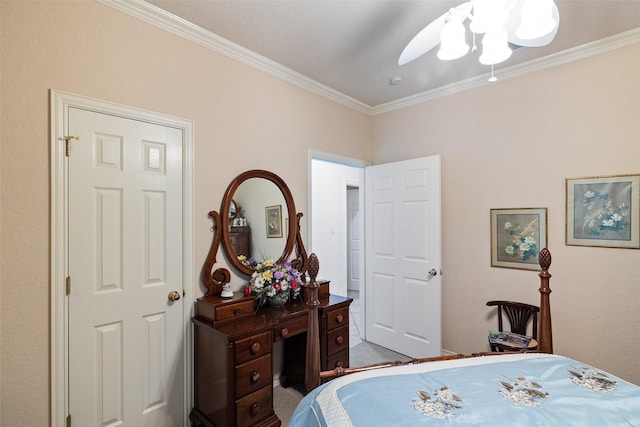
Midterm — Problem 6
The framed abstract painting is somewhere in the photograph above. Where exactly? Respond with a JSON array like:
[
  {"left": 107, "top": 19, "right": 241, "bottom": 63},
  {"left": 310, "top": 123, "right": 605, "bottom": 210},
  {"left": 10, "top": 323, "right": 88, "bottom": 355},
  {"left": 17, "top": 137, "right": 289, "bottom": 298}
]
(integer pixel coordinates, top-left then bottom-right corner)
[
  {"left": 491, "top": 208, "right": 548, "bottom": 270},
  {"left": 566, "top": 174, "right": 640, "bottom": 248}
]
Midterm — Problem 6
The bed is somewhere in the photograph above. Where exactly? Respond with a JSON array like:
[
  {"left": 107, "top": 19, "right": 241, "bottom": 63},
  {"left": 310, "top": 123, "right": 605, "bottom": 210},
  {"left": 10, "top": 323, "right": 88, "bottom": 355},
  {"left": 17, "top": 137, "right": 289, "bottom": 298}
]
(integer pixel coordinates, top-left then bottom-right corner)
[{"left": 291, "top": 249, "right": 640, "bottom": 426}]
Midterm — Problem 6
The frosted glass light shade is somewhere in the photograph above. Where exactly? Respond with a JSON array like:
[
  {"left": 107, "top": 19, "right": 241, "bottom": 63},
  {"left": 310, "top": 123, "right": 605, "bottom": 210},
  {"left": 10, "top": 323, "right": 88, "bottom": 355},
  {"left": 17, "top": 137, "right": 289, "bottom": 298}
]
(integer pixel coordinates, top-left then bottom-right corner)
[
  {"left": 470, "top": 0, "right": 507, "bottom": 34},
  {"left": 437, "top": 20, "right": 469, "bottom": 60},
  {"left": 479, "top": 27, "right": 512, "bottom": 65},
  {"left": 516, "top": 0, "right": 557, "bottom": 39}
]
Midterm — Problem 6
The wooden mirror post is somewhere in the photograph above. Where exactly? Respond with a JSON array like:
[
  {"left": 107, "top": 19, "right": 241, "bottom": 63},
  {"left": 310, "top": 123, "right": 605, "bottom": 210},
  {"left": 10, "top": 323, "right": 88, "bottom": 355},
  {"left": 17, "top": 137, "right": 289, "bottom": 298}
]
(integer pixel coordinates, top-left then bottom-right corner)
[{"left": 201, "top": 210, "right": 230, "bottom": 297}]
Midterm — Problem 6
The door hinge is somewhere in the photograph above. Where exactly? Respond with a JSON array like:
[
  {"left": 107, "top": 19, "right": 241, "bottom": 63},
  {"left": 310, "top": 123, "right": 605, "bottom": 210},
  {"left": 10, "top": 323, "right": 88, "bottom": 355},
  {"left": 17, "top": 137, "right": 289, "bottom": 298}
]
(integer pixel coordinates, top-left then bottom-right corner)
[
  {"left": 59, "top": 136, "right": 79, "bottom": 157},
  {"left": 66, "top": 414, "right": 71, "bottom": 427},
  {"left": 66, "top": 276, "right": 71, "bottom": 296}
]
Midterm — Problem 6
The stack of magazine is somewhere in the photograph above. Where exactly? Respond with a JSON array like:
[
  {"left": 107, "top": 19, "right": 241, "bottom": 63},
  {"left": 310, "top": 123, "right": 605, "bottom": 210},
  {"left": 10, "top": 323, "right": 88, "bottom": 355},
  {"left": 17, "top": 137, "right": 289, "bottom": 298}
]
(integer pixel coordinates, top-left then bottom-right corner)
[{"left": 488, "top": 330, "right": 532, "bottom": 348}]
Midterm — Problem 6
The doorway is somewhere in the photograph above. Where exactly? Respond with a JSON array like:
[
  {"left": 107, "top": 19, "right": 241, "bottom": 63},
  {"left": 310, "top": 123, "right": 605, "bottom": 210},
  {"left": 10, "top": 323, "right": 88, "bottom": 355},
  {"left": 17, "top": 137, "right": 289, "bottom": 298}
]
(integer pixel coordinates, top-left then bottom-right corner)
[
  {"left": 309, "top": 153, "right": 366, "bottom": 346},
  {"left": 310, "top": 152, "right": 442, "bottom": 358}
]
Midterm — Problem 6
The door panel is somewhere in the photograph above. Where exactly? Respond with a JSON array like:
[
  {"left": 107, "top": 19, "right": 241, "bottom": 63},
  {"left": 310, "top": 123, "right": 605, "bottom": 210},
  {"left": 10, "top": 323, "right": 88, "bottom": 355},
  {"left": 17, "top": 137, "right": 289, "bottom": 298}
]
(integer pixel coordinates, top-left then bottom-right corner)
[
  {"left": 365, "top": 156, "right": 442, "bottom": 358},
  {"left": 68, "top": 108, "right": 184, "bottom": 426}
]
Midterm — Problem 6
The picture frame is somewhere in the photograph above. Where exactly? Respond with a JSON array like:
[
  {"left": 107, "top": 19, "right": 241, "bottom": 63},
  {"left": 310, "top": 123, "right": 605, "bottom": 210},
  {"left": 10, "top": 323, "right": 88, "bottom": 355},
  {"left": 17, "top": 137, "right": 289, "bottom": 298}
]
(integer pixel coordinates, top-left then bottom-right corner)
[
  {"left": 566, "top": 174, "right": 640, "bottom": 248},
  {"left": 491, "top": 208, "right": 548, "bottom": 271},
  {"left": 265, "top": 205, "right": 283, "bottom": 238}
]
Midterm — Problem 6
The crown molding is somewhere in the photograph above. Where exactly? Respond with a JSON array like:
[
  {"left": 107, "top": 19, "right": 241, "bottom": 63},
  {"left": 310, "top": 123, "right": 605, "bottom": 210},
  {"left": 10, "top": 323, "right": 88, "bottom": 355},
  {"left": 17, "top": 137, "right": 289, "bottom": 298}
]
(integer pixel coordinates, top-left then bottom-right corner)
[
  {"left": 372, "top": 27, "right": 640, "bottom": 115},
  {"left": 100, "top": 0, "right": 639, "bottom": 116},
  {"left": 98, "top": 0, "right": 372, "bottom": 114}
]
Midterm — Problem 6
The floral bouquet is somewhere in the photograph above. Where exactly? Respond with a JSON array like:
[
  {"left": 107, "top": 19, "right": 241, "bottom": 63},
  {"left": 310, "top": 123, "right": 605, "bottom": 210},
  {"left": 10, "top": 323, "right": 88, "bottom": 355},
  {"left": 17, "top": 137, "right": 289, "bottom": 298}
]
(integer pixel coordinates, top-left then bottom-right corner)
[
  {"left": 242, "top": 258, "right": 302, "bottom": 308},
  {"left": 237, "top": 255, "right": 259, "bottom": 269}
]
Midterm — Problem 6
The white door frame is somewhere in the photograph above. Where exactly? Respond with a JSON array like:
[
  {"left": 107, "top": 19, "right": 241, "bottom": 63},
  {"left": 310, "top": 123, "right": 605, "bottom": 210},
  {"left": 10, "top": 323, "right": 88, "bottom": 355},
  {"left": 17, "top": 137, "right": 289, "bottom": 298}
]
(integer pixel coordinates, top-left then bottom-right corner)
[{"left": 50, "top": 90, "right": 194, "bottom": 427}]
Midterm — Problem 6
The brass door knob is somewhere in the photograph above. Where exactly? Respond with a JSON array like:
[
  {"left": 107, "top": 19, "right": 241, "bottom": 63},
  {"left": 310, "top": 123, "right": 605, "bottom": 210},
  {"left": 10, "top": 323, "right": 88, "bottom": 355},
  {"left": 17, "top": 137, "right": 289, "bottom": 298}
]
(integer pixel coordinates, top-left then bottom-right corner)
[{"left": 168, "top": 291, "right": 181, "bottom": 301}]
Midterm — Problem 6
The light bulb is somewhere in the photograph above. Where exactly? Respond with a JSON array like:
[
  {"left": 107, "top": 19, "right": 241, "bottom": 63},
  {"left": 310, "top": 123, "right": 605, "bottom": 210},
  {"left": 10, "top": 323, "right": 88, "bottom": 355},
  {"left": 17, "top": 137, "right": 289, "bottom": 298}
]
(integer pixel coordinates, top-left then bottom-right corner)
[{"left": 437, "top": 19, "right": 469, "bottom": 60}]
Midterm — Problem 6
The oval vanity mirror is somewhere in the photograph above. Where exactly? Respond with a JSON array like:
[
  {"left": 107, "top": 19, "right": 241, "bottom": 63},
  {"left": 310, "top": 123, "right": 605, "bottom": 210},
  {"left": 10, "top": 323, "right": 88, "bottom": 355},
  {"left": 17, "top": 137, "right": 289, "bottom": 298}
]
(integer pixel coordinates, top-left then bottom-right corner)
[{"left": 220, "top": 170, "right": 298, "bottom": 276}]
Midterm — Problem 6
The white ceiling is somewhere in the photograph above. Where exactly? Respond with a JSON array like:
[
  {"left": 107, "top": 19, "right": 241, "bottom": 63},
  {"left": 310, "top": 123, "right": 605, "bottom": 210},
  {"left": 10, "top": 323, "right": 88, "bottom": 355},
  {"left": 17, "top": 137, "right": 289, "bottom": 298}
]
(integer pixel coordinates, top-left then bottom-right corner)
[{"left": 134, "top": 0, "right": 640, "bottom": 111}]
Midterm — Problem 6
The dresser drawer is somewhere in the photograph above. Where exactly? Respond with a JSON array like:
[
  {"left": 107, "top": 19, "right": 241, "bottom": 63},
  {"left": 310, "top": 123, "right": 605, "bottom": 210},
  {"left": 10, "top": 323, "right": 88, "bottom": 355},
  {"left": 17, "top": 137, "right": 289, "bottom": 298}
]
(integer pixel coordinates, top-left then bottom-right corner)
[
  {"left": 324, "top": 348, "right": 349, "bottom": 371},
  {"left": 235, "top": 355, "right": 272, "bottom": 398},
  {"left": 326, "top": 324, "right": 349, "bottom": 356},
  {"left": 235, "top": 331, "right": 272, "bottom": 365},
  {"left": 236, "top": 385, "right": 272, "bottom": 427},
  {"left": 274, "top": 313, "right": 307, "bottom": 341},
  {"left": 325, "top": 307, "right": 349, "bottom": 331},
  {"left": 215, "top": 298, "right": 255, "bottom": 322}
]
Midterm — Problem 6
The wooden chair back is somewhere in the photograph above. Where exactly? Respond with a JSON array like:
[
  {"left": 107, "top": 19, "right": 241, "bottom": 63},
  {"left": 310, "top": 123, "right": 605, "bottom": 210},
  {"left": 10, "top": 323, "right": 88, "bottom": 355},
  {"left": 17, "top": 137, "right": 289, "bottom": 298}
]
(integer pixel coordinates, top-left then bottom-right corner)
[{"left": 486, "top": 300, "right": 540, "bottom": 351}]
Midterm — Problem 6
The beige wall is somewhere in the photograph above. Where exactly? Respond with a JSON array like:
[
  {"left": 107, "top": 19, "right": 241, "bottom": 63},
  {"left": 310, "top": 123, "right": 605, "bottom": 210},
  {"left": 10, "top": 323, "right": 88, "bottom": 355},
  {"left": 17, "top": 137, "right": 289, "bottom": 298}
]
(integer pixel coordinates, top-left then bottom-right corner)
[
  {"left": 2, "top": 1, "right": 639, "bottom": 425},
  {"left": 372, "top": 44, "right": 640, "bottom": 385},
  {"left": 0, "top": 1, "right": 371, "bottom": 425}
]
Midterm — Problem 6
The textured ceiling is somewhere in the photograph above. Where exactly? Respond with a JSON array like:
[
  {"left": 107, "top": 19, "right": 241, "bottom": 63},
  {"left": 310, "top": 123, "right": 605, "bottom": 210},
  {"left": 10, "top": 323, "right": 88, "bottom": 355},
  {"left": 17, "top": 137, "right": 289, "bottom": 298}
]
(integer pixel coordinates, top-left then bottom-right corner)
[{"left": 143, "top": 0, "right": 640, "bottom": 108}]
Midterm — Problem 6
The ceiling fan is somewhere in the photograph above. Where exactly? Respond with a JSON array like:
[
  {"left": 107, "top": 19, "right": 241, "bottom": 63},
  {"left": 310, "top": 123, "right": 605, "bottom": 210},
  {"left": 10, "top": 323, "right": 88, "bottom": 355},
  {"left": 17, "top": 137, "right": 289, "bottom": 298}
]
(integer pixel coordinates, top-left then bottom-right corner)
[{"left": 398, "top": 0, "right": 560, "bottom": 67}]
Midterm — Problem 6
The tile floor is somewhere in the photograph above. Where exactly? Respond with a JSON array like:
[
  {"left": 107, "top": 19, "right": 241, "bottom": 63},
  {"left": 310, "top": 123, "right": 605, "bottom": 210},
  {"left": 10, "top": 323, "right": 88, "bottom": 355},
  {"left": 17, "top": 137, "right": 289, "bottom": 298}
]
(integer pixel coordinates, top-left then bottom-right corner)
[{"left": 347, "top": 290, "right": 362, "bottom": 348}]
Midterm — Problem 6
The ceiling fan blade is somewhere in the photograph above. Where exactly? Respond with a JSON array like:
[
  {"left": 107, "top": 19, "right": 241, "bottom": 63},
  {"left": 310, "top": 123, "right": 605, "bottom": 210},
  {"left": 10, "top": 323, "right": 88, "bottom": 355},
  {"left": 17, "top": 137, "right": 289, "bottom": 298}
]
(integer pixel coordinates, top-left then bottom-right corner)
[
  {"left": 505, "top": 0, "right": 560, "bottom": 47},
  {"left": 398, "top": 1, "right": 472, "bottom": 66}
]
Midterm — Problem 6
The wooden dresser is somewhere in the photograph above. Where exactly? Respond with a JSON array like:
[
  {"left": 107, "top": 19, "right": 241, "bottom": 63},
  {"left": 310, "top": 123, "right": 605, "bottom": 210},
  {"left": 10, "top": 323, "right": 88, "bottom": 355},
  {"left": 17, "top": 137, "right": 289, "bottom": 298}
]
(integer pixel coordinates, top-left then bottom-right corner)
[{"left": 190, "top": 282, "right": 351, "bottom": 427}]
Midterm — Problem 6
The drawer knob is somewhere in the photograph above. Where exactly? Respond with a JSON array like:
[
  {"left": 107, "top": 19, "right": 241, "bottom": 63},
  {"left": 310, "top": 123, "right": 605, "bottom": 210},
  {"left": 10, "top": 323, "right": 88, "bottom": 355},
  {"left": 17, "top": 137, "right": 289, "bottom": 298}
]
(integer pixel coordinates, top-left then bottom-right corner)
[
  {"left": 336, "top": 314, "right": 344, "bottom": 324},
  {"left": 250, "top": 342, "right": 261, "bottom": 354},
  {"left": 250, "top": 402, "right": 260, "bottom": 416},
  {"left": 251, "top": 371, "right": 260, "bottom": 383},
  {"left": 335, "top": 336, "right": 343, "bottom": 345},
  {"left": 280, "top": 327, "right": 289, "bottom": 338}
]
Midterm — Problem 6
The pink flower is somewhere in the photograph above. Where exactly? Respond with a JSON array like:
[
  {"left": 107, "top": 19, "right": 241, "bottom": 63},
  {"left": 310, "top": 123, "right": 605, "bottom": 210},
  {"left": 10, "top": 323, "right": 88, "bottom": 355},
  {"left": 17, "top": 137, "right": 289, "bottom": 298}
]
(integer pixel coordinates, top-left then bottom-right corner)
[
  {"left": 291, "top": 281, "right": 299, "bottom": 290},
  {"left": 243, "top": 285, "right": 251, "bottom": 296}
]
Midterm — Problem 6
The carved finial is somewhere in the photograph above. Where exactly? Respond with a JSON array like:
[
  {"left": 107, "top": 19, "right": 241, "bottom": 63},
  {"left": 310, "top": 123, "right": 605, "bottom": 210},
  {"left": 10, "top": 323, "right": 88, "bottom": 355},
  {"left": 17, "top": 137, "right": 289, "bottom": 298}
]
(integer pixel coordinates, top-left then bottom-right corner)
[
  {"left": 539, "top": 248, "right": 552, "bottom": 271},
  {"left": 306, "top": 253, "right": 320, "bottom": 307},
  {"left": 308, "top": 253, "right": 319, "bottom": 281}
]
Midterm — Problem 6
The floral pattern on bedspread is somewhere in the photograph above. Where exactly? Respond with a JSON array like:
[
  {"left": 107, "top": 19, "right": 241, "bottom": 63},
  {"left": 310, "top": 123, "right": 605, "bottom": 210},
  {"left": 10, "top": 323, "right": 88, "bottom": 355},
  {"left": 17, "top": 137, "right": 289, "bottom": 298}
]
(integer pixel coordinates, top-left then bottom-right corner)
[
  {"left": 567, "top": 366, "right": 617, "bottom": 393},
  {"left": 411, "top": 363, "right": 619, "bottom": 419},
  {"left": 498, "top": 376, "right": 548, "bottom": 407},
  {"left": 411, "top": 386, "right": 463, "bottom": 419}
]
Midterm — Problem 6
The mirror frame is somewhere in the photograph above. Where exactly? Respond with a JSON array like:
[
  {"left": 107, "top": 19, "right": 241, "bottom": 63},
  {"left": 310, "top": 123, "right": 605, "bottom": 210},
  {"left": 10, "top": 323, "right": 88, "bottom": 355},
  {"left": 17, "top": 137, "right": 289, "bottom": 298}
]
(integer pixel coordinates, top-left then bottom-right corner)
[{"left": 220, "top": 169, "right": 299, "bottom": 276}]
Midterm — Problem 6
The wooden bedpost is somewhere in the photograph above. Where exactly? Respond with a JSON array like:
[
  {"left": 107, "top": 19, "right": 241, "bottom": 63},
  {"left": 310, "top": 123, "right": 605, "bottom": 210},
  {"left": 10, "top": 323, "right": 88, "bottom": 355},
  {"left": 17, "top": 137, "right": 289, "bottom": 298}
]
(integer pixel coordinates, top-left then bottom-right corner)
[
  {"left": 304, "top": 253, "right": 321, "bottom": 391},
  {"left": 538, "top": 248, "right": 553, "bottom": 354}
]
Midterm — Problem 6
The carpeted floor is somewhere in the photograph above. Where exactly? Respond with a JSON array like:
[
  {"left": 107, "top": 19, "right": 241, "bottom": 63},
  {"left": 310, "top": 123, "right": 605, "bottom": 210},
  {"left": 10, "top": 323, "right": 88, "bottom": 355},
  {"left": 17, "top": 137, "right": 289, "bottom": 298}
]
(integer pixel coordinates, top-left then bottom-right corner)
[{"left": 274, "top": 341, "right": 411, "bottom": 425}]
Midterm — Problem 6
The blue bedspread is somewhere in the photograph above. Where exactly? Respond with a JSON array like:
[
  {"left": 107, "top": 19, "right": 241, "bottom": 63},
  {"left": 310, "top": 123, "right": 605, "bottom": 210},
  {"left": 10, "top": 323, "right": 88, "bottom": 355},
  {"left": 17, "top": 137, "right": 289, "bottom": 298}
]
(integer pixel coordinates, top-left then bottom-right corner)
[{"left": 289, "top": 354, "right": 640, "bottom": 426}]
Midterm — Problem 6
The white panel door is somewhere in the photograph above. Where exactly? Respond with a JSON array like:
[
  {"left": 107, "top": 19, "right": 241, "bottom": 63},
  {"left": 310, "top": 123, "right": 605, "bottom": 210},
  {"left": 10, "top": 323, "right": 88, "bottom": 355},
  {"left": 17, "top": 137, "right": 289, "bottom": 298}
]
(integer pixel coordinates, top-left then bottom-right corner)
[
  {"left": 347, "top": 187, "right": 360, "bottom": 292},
  {"left": 365, "top": 156, "right": 442, "bottom": 357},
  {"left": 68, "top": 107, "right": 184, "bottom": 426}
]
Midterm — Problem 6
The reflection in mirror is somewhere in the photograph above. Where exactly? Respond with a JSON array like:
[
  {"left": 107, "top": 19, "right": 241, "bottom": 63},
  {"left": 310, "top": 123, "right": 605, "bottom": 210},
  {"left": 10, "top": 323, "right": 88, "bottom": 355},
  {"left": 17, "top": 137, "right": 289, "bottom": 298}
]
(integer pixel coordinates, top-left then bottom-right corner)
[
  {"left": 221, "top": 170, "right": 301, "bottom": 276},
  {"left": 233, "top": 178, "right": 287, "bottom": 260}
]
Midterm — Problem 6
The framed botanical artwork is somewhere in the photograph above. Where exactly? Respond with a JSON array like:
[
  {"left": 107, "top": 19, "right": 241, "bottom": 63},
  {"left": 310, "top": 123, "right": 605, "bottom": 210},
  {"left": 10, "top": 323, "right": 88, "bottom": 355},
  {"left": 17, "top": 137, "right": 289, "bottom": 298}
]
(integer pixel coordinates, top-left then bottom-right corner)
[
  {"left": 265, "top": 205, "right": 283, "bottom": 238},
  {"left": 566, "top": 174, "right": 640, "bottom": 248},
  {"left": 491, "top": 208, "right": 548, "bottom": 270}
]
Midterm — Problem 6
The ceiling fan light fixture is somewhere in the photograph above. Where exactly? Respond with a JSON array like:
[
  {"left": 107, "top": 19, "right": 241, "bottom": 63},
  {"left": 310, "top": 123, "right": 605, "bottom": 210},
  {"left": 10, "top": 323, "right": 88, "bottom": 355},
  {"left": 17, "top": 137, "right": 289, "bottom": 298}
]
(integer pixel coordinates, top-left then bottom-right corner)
[
  {"left": 437, "top": 19, "right": 469, "bottom": 60},
  {"left": 479, "top": 27, "right": 512, "bottom": 65},
  {"left": 516, "top": 0, "right": 557, "bottom": 40},
  {"left": 469, "top": 0, "right": 507, "bottom": 34}
]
